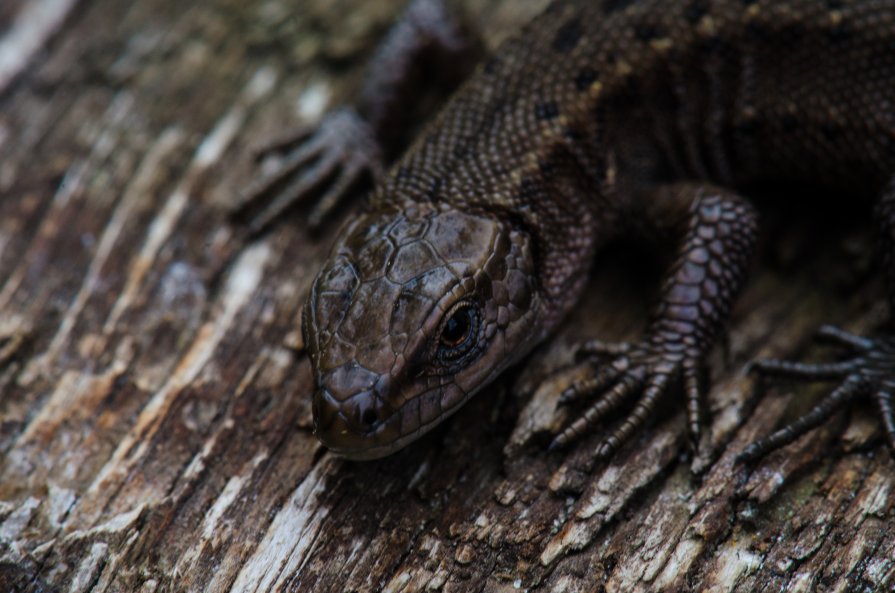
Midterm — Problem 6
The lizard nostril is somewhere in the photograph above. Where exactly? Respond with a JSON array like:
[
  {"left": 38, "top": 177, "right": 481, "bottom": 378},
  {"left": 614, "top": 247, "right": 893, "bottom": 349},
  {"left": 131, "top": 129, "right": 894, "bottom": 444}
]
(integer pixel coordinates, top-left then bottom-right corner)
[
  {"left": 350, "top": 391, "right": 380, "bottom": 432},
  {"left": 361, "top": 408, "right": 378, "bottom": 428}
]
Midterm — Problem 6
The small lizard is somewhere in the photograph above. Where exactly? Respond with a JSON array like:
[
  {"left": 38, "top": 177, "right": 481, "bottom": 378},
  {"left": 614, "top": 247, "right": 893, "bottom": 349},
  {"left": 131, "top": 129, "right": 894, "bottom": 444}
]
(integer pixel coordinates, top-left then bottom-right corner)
[{"left": 239, "top": 0, "right": 895, "bottom": 461}]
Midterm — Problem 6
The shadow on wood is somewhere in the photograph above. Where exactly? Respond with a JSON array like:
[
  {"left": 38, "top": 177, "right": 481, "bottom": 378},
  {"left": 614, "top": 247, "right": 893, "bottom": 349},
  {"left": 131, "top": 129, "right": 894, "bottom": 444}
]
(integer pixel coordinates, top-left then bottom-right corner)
[{"left": 0, "top": 1, "right": 892, "bottom": 591}]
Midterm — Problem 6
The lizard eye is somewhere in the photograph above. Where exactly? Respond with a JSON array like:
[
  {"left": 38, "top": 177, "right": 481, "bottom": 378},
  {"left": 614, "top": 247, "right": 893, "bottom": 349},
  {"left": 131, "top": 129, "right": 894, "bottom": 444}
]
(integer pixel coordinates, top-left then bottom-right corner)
[{"left": 436, "top": 301, "right": 481, "bottom": 363}]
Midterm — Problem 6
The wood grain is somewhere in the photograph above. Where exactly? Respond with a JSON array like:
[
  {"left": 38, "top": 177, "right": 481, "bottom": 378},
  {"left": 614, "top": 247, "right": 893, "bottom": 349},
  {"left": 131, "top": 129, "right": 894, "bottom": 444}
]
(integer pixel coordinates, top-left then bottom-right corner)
[{"left": 0, "top": 1, "right": 893, "bottom": 591}]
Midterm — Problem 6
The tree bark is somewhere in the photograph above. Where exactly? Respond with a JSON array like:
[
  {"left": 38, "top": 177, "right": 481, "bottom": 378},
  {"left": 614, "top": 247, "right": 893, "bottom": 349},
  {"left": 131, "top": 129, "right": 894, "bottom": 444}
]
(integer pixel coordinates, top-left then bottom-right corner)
[{"left": 1, "top": 1, "right": 893, "bottom": 592}]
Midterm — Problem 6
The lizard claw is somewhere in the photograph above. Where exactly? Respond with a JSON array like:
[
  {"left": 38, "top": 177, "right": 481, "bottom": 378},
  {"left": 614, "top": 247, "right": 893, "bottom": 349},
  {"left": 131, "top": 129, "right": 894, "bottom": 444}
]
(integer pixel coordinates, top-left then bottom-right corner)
[
  {"left": 550, "top": 336, "right": 705, "bottom": 460},
  {"left": 233, "top": 108, "right": 383, "bottom": 235},
  {"left": 740, "top": 326, "right": 895, "bottom": 463}
]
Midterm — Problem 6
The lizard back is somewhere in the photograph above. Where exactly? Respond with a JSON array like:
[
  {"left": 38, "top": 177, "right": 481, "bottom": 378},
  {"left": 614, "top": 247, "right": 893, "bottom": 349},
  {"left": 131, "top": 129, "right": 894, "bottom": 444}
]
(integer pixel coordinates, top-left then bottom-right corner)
[{"left": 379, "top": 0, "right": 895, "bottom": 206}]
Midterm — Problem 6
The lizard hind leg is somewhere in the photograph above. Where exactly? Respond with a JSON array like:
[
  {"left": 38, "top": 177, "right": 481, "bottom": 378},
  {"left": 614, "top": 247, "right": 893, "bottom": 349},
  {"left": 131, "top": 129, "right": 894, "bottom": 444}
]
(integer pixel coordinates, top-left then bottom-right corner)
[
  {"left": 743, "top": 329, "right": 895, "bottom": 463},
  {"left": 550, "top": 187, "right": 759, "bottom": 461},
  {"left": 742, "top": 179, "right": 895, "bottom": 463}
]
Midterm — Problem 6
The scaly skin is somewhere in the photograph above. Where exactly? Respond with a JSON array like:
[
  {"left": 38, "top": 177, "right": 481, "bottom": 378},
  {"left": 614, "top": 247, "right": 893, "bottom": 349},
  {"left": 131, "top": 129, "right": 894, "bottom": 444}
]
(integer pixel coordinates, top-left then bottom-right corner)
[
  {"left": 305, "top": 205, "right": 543, "bottom": 458},
  {"left": 250, "top": 0, "right": 895, "bottom": 459}
]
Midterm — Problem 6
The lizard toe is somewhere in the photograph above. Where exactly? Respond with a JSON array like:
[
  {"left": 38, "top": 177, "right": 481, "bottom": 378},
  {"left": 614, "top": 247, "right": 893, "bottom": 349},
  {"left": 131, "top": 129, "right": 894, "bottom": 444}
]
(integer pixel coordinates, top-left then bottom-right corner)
[
  {"left": 743, "top": 326, "right": 895, "bottom": 463},
  {"left": 234, "top": 107, "right": 382, "bottom": 235},
  {"left": 550, "top": 338, "right": 707, "bottom": 460}
]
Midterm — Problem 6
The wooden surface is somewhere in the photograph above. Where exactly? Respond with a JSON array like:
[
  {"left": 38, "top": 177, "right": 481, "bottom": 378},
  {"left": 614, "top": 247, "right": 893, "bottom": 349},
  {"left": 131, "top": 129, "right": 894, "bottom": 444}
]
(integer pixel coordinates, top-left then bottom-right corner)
[{"left": 1, "top": 1, "right": 894, "bottom": 591}]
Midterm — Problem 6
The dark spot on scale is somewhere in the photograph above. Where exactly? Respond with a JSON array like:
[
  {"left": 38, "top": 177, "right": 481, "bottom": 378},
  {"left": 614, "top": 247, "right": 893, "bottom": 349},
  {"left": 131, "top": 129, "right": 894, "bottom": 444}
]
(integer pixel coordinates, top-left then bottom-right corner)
[
  {"left": 574, "top": 67, "right": 599, "bottom": 91},
  {"left": 634, "top": 24, "right": 664, "bottom": 42},
  {"left": 740, "top": 0, "right": 757, "bottom": 6},
  {"left": 603, "top": 0, "right": 639, "bottom": 15},
  {"left": 781, "top": 113, "right": 798, "bottom": 133},
  {"left": 694, "top": 34, "right": 724, "bottom": 54},
  {"left": 539, "top": 159, "right": 556, "bottom": 175},
  {"left": 452, "top": 145, "right": 469, "bottom": 159},
  {"left": 564, "top": 127, "right": 585, "bottom": 142},
  {"left": 826, "top": 0, "right": 843, "bottom": 9},
  {"left": 593, "top": 155, "right": 609, "bottom": 184},
  {"left": 535, "top": 101, "right": 560, "bottom": 121},
  {"left": 483, "top": 57, "right": 499, "bottom": 74},
  {"left": 426, "top": 177, "right": 443, "bottom": 200},
  {"left": 826, "top": 21, "right": 852, "bottom": 44},
  {"left": 396, "top": 166, "right": 411, "bottom": 179},
  {"left": 684, "top": 0, "right": 708, "bottom": 23},
  {"left": 821, "top": 122, "right": 843, "bottom": 141},
  {"left": 518, "top": 176, "right": 537, "bottom": 196},
  {"left": 745, "top": 21, "right": 770, "bottom": 43},
  {"left": 883, "top": 134, "right": 895, "bottom": 155},
  {"left": 553, "top": 18, "right": 583, "bottom": 53},
  {"left": 483, "top": 103, "right": 505, "bottom": 127},
  {"left": 736, "top": 117, "right": 761, "bottom": 135},
  {"left": 780, "top": 23, "right": 805, "bottom": 43}
]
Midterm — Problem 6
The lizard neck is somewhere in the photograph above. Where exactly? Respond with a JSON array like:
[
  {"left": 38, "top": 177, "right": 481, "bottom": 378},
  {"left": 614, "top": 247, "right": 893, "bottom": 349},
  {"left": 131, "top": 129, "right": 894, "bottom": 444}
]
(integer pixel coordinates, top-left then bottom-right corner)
[{"left": 372, "top": 145, "right": 622, "bottom": 332}]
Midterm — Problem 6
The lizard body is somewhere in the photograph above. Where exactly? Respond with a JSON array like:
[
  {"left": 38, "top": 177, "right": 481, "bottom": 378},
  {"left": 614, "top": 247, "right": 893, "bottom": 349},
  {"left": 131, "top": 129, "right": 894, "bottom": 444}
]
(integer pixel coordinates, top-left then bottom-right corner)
[{"left": 244, "top": 0, "right": 895, "bottom": 460}]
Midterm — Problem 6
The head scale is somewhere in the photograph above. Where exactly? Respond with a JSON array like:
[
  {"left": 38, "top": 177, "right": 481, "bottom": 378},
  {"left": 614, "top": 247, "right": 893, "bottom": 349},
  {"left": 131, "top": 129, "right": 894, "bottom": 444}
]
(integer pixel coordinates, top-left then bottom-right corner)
[{"left": 304, "top": 204, "right": 542, "bottom": 459}]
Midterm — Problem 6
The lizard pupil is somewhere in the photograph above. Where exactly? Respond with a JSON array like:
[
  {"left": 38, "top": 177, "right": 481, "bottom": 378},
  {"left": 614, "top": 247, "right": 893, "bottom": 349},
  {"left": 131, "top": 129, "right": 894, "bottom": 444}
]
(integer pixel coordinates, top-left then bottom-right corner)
[
  {"left": 441, "top": 308, "right": 472, "bottom": 347},
  {"left": 435, "top": 301, "right": 483, "bottom": 366}
]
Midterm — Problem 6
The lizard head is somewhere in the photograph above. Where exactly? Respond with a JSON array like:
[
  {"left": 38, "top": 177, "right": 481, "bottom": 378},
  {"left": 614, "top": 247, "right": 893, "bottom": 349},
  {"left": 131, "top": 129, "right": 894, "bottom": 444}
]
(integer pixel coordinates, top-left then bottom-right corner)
[{"left": 303, "top": 204, "right": 542, "bottom": 459}]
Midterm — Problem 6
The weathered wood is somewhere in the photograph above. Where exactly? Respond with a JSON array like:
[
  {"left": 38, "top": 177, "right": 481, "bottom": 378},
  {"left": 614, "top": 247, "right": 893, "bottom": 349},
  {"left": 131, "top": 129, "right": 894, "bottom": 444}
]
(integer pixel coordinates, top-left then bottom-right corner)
[{"left": 1, "top": 1, "right": 893, "bottom": 592}]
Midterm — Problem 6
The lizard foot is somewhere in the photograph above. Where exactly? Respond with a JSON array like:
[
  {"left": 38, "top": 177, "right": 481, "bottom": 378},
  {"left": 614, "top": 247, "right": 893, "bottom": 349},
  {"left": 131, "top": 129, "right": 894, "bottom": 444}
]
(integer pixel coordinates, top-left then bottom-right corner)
[
  {"left": 740, "top": 325, "right": 895, "bottom": 462},
  {"left": 550, "top": 334, "right": 705, "bottom": 460},
  {"left": 233, "top": 108, "right": 383, "bottom": 235}
]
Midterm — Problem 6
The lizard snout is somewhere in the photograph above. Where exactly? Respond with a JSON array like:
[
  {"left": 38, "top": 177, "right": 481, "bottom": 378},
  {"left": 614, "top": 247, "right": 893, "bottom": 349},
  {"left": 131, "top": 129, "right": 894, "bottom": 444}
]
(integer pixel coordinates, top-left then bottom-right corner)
[{"left": 312, "top": 385, "right": 400, "bottom": 459}]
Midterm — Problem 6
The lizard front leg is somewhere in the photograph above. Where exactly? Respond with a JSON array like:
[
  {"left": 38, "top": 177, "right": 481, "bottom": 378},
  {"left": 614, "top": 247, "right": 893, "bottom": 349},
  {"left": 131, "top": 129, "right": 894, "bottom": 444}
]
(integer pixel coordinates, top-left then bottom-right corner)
[
  {"left": 744, "top": 178, "right": 895, "bottom": 462},
  {"left": 551, "top": 187, "right": 758, "bottom": 459},
  {"left": 234, "top": 0, "right": 483, "bottom": 234}
]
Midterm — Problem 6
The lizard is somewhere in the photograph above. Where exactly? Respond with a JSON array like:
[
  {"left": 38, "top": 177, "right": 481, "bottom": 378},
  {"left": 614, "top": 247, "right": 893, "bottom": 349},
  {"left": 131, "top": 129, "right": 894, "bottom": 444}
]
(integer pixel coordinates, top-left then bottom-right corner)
[{"left": 236, "top": 0, "right": 895, "bottom": 461}]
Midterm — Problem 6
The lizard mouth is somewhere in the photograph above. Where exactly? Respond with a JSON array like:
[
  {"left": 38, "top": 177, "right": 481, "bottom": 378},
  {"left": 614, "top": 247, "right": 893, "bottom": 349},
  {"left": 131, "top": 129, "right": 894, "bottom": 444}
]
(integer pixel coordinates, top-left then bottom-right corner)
[{"left": 311, "top": 384, "right": 474, "bottom": 460}]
